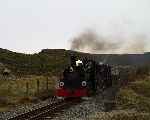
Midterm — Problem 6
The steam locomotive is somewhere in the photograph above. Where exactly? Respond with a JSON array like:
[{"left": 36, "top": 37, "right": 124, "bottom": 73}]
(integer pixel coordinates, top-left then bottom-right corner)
[{"left": 56, "top": 56, "right": 113, "bottom": 99}]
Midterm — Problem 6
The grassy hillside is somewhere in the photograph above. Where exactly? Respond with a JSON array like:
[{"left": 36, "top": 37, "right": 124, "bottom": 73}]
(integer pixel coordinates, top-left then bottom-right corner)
[
  {"left": 0, "top": 48, "right": 150, "bottom": 76},
  {"left": 0, "top": 48, "right": 69, "bottom": 75}
]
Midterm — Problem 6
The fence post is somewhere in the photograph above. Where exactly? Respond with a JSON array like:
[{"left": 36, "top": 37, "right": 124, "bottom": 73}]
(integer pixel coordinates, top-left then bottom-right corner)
[
  {"left": 26, "top": 82, "right": 29, "bottom": 96},
  {"left": 7, "top": 82, "right": 10, "bottom": 94},
  {"left": 46, "top": 77, "right": 49, "bottom": 91},
  {"left": 37, "top": 79, "right": 40, "bottom": 95}
]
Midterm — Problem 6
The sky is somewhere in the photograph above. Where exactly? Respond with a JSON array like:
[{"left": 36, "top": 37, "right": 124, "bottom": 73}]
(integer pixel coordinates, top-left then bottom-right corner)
[{"left": 0, "top": 0, "right": 150, "bottom": 53}]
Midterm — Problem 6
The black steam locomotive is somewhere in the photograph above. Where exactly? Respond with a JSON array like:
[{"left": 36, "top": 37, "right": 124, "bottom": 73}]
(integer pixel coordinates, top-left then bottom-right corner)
[{"left": 56, "top": 55, "right": 113, "bottom": 99}]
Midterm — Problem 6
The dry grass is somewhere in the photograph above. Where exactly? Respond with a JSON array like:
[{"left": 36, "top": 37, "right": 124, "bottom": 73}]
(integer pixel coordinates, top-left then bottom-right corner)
[
  {"left": 129, "top": 79, "right": 150, "bottom": 98},
  {"left": 108, "top": 76, "right": 150, "bottom": 119},
  {"left": 0, "top": 75, "right": 57, "bottom": 112},
  {"left": 116, "top": 76, "right": 150, "bottom": 112}
]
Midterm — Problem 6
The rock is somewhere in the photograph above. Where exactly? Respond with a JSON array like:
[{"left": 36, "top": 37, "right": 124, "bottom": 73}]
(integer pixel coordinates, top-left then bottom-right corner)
[
  {"left": 3, "top": 68, "right": 11, "bottom": 76},
  {"left": 0, "top": 63, "right": 4, "bottom": 71}
]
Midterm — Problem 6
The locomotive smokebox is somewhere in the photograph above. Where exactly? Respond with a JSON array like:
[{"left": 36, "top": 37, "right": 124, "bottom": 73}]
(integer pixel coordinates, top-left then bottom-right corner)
[{"left": 70, "top": 55, "right": 77, "bottom": 68}]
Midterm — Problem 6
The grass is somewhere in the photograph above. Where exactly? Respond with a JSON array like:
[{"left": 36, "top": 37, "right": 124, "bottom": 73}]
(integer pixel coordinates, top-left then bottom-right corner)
[
  {"left": 116, "top": 76, "right": 150, "bottom": 113},
  {"left": 0, "top": 75, "right": 57, "bottom": 112},
  {"left": 0, "top": 76, "right": 55, "bottom": 96},
  {"left": 129, "top": 79, "right": 150, "bottom": 98},
  {"left": 0, "top": 48, "right": 69, "bottom": 75}
]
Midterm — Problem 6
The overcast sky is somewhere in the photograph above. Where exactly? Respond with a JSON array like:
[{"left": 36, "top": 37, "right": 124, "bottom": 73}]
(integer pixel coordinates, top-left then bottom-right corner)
[{"left": 0, "top": 0, "right": 150, "bottom": 53}]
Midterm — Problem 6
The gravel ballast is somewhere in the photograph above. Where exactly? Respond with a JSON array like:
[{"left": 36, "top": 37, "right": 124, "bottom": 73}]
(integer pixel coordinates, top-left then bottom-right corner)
[
  {"left": 51, "top": 95, "right": 104, "bottom": 120},
  {"left": 0, "top": 98, "right": 56, "bottom": 120}
]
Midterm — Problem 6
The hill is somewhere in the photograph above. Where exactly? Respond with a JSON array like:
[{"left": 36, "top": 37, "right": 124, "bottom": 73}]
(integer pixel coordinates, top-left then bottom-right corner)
[
  {"left": 0, "top": 48, "right": 69, "bottom": 75},
  {"left": 0, "top": 48, "right": 150, "bottom": 76}
]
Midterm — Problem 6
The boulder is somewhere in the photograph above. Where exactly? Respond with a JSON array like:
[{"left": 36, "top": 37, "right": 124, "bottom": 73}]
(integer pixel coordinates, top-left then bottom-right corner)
[{"left": 3, "top": 68, "right": 11, "bottom": 76}]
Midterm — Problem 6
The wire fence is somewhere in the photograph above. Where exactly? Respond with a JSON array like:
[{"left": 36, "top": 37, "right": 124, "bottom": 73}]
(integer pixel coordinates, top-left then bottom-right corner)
[{"left": 0, "top": 76, "right": 56, "bottom": 98}]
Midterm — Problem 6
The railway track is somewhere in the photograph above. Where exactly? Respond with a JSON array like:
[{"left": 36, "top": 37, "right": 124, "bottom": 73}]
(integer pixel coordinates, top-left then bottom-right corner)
[{"left": 7, "top": 97, "right": 81, "bottom": 120}]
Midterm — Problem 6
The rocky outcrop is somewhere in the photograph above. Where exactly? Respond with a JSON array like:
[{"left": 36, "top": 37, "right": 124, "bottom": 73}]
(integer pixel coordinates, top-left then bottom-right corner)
[{"left": 0, "top": 62, "right": 14, "bottom": 80}]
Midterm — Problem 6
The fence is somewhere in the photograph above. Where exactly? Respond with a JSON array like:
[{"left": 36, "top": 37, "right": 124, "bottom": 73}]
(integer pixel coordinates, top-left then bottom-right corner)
[{"left": 0, "top": 76, "right": 56, "bottom": 98}]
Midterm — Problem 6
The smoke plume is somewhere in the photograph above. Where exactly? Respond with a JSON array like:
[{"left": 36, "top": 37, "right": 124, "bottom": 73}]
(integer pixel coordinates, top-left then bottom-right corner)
[{"left": 70, "top": 30, "right": 147, "bottom": 54}]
